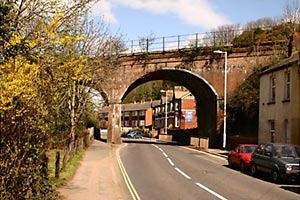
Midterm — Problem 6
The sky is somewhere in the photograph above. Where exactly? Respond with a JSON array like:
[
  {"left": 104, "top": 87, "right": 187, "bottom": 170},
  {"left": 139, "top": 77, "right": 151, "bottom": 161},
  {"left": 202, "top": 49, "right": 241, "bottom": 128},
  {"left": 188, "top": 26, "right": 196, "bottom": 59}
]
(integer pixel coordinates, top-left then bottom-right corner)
[{"left": 89, "top": 0, "right": 288, "bottom": 41}]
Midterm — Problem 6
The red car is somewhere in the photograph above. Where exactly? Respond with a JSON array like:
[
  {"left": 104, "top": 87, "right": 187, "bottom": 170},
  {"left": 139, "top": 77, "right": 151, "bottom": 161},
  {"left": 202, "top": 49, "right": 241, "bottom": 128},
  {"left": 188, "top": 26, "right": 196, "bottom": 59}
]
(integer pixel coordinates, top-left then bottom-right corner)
[{"left": 228, "top": 144, "right": 257, "bottom": 172}]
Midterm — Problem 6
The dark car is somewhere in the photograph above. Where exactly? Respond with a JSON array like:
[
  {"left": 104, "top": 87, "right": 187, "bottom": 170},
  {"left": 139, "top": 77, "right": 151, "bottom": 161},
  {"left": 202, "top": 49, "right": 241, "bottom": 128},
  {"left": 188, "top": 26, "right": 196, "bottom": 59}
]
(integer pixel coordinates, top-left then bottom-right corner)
[
  {"left": 250, "top": 143, "right": 300, "bottom": 183},
  {"left": 228, "top": 144, "right": 257, "bottom": 172}
]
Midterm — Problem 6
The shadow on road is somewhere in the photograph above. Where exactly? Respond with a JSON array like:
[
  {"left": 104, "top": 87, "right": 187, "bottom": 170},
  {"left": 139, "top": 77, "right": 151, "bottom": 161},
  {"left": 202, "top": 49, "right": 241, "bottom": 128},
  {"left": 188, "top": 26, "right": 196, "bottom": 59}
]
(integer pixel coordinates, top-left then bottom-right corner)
[
  {"left": 280, "top": 185, "right": 300, "bottom": 195},
  {"left": 223, "top": 164, "right": 300, "bottom": 195}
]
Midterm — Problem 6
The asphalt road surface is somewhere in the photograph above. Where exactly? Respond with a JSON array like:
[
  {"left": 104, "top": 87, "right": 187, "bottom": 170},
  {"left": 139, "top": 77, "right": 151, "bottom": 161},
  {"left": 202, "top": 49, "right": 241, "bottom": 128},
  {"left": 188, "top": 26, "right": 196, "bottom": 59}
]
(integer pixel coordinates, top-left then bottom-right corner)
[{"left": 119, "top": 143, "right": 300, "bottom": 200}]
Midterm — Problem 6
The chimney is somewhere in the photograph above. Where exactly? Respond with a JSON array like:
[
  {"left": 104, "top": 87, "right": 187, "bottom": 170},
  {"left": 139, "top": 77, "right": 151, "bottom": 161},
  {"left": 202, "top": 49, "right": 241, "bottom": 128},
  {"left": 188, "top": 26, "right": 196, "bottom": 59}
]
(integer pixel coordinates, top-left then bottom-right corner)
[{"left": 288, "top": 32, "right": 300, "bottom": 57}]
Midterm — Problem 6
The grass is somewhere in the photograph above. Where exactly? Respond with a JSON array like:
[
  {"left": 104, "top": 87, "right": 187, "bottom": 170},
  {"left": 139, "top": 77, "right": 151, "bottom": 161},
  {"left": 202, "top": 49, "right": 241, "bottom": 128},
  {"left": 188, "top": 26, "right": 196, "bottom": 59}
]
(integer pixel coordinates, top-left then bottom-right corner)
[{"left": 47, "top": 149, "right": 84, "bottom": 189}]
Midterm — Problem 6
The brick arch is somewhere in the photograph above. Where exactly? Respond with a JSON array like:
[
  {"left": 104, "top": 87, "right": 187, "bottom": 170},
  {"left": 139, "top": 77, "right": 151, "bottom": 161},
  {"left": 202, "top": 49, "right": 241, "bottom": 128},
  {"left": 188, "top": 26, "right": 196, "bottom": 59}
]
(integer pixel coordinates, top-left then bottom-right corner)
[{"left": 120, "top": 68, "right": 218, "bottom": 146}]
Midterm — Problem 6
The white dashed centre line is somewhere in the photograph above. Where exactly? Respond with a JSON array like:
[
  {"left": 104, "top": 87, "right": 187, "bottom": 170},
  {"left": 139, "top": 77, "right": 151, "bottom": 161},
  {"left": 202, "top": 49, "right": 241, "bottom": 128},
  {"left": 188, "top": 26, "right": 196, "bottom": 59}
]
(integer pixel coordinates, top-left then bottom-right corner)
[
  {"left": 153, "top": 144, "right": 228, "bottom": 200},
  {"left": 167, "top": 158, "right": 175, "bottom": 166},
  {"left": 162, "top": 152, "right": 168, "bottom": 158},
  {"left": 195, "top": 183, "right": 228, "bottom": 200},
  {"left": 175, "top": 167, "right": 191, "bottom": 179}
]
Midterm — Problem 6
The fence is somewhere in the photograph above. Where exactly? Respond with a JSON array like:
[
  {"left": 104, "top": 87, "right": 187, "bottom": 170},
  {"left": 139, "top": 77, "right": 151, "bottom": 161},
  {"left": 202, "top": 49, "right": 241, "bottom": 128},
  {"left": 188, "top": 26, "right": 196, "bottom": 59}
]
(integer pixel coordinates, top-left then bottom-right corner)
[{"left": 120, "top": 27, "right": 288, "bottom": 55}]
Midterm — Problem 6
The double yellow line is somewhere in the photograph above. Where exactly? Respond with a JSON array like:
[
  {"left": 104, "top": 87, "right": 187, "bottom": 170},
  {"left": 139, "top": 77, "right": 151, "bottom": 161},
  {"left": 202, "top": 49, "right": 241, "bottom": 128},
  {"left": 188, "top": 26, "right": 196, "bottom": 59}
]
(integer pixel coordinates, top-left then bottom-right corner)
[{"left": 116, "top": 147, "right": 141, "bottom": 200}]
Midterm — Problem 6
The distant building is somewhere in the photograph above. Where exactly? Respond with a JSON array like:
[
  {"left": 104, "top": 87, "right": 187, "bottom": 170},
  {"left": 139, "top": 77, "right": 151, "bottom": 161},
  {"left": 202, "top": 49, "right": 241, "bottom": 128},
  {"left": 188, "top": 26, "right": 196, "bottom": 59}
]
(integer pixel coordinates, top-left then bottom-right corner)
[
  {"left": 98, "top": 86, "right": 198, "bottom": 137},
  {"left": 258, "top": 32, "right": 300, "bottom": 145},
  {"left": 98, "top": 100, "right": 160, "bottom": 133},
  {"left": 152, "top": 86, "right": 197, "bottom": 137}
]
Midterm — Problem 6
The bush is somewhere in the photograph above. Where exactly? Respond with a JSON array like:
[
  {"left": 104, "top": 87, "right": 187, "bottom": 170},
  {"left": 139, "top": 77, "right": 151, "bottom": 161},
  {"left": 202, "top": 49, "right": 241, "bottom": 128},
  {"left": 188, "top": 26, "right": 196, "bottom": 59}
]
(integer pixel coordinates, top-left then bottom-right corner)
[{"left": 0, "top": 133, "right": 56, "bottom": 200}]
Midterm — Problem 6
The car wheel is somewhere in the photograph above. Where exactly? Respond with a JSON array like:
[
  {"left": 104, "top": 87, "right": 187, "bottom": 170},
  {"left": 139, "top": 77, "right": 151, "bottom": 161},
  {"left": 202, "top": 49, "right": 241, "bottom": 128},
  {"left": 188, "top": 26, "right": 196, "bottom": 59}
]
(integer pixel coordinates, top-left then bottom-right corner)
[
  {"left": 271, "top": 169, "right": 281, "bottom": 183},
  {"left": 240, "top": 161, "right": 245, "bottom": 173},
  {"left": 251, "top": 163, "right": 257, "bottom": 176}
]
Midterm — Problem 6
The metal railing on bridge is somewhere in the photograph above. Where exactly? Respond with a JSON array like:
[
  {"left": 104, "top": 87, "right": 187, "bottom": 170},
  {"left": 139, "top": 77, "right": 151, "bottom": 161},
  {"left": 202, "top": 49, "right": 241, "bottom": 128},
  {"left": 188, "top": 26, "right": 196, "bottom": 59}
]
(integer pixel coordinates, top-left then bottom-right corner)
[{"left": 120, "top": 27, "right": 288, "bottom": 55}]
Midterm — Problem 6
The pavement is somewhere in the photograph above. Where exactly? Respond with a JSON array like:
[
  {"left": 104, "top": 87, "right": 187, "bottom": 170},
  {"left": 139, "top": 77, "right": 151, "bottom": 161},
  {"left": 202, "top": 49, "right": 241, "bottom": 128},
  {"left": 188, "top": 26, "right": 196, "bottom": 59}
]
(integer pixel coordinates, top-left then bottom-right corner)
[
  {"left": 57, "top": 139, "right": 229, "bottom": 200},
  {"left": 200, "top": 147, "right": 229, "bottom": 159},
  {"left": 58, "top": 140, "right": 131, "bottom": 200}
]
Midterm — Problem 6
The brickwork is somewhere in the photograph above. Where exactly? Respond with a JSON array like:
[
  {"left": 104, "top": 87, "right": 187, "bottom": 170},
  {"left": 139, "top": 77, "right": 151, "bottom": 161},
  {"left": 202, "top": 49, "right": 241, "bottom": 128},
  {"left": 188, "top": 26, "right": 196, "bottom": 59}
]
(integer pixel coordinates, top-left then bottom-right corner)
[{"left": 102, "top": 44, "right": 287, "bottom": 145}]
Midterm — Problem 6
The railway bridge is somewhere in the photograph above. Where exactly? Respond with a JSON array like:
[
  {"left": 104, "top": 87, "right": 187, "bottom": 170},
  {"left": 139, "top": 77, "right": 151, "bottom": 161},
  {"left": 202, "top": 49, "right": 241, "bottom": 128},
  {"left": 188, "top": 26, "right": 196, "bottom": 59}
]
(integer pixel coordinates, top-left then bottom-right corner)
[{"left": 99, "top": 33, "right": 288, "bottom": 146}]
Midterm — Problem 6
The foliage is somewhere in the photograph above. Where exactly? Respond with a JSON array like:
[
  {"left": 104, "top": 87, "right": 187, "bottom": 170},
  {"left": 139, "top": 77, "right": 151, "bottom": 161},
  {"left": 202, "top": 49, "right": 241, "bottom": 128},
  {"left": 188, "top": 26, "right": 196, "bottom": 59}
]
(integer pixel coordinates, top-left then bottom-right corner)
[
  {"left": 0, "top": 0, "right": 113, "bottom": 198},
  {"left": 48, "top": 149, "right": 84, "bottom": 189},
  {"left": 0, "top": 55, "right": 55, "bottom": 199},
  {"left": 203, "top": 24, "right": 241, "bottom": 46},
  {"left": 138, "top": 32, "right": 156, "bottom": 52},
  {"left": 123, "top": 80, "right": 176, "bottom": 103},
  {"left": 282, "top": 0, "right": 300, "bottom": 30},
  {"left": 227, "top": 68, "right": 263, "bottom": 136},
  {"left": 233, "top": 22, "right": 299, "bottom": 46}
]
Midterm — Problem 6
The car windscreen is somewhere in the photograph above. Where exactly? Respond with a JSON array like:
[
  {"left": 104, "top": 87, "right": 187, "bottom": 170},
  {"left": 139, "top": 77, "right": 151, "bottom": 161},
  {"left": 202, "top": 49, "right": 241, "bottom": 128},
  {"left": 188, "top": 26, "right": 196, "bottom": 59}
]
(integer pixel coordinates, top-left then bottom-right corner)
[
  {"left": 242, "top": 146, "right": 257, "bottom": 153},
  {"left": 274, "top": 145, "right": 300, "bottom": 158}
]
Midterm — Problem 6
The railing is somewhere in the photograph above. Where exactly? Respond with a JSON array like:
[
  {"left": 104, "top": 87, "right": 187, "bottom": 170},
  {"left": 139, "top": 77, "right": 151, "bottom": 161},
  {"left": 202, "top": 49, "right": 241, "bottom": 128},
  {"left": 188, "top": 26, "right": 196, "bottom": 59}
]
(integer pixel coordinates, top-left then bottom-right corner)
[{"left": 119, "top": 27, "right": 288, "bottom": 55}]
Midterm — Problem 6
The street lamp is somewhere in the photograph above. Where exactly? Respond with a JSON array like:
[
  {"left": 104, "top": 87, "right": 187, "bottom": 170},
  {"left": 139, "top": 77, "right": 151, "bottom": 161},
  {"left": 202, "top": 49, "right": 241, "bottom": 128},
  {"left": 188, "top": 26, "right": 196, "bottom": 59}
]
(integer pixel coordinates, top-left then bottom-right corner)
[
  {"left": 213, "top": 50, "right": 227, "bottom": 149},
  {"left": 160, "top": 90, "right": 168, "bottom": 134}
]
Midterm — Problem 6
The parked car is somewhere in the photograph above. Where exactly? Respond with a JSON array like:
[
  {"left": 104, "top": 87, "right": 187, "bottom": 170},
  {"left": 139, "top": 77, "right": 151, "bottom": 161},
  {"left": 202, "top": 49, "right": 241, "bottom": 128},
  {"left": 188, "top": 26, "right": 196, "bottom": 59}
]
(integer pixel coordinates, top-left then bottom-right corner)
[
  {"left": 127, "top": 131, "right": 144, "bottom": 139},
  {"left": 228, "top": 144, "right": 257, "bottom": 172},
  {"left": 250, "top": 143, "right": 300, "bottom": 183}
]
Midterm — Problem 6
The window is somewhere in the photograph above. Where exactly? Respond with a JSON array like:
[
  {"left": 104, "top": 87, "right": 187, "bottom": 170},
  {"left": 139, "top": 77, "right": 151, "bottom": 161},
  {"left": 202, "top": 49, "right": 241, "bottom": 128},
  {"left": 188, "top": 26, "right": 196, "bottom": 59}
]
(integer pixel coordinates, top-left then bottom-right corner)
[
  {"left": 269, "top": 120, "right": 275, "bottom": 142},
  {"left": 124, "top": 111, "right": 130, "bottom": 116},
  {"left": 269, "top": 75, "right": 276, "bottom": 102},
  {"left": 175, "top": 115, "right": 180, "bottom": 128},
  {"left": 132, "top": 111, "right": 138, "bottom": 116},
  {"left": 175, "top": 102, "right": 179, "bottom": 111},
  {"left": 132, "top": 120, "right": 137, "bottom": 127},
  {"left": 139, "top": 120, "right": 145, "bottom": 126},
  {"left": 124, "top": 120, "right": 130, "bottom": 127},
  {"left": 284, "top": 119, "right": 291, "bottom": 144},
  {"left": 139, "top": 110, "right": 145, "bottom": 116},
  {"left": 284, "top": 70, "right": 290, "bottom": 100}
]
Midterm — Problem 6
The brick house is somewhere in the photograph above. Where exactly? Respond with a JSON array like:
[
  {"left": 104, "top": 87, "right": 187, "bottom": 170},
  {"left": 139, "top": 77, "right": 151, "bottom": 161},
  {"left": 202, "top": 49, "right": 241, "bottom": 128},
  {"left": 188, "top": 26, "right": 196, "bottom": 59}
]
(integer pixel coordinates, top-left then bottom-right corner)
[
  {"left": 258, "top": 33, "right": 300, "bottom": 146},
  {"left": 98, "top": 100, "right": 160, "bottom": 134},
  {"left": 152, "top": 86, "right": 197, "bottom": 137}
]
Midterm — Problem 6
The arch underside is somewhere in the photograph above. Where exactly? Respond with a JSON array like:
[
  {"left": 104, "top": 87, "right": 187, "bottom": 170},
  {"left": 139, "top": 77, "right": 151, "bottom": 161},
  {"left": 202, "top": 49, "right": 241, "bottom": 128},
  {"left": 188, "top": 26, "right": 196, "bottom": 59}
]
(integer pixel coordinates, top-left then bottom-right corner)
[{"left": 122, "top": 68, "right": 218, "bottom": 144}]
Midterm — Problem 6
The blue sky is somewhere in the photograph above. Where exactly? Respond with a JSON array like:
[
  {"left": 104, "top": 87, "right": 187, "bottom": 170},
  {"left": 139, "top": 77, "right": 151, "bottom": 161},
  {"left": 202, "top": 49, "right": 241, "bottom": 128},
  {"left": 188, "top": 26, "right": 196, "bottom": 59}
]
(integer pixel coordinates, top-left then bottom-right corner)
[{"left": 90, "top": 0, "right": 287, "bottom": 41}]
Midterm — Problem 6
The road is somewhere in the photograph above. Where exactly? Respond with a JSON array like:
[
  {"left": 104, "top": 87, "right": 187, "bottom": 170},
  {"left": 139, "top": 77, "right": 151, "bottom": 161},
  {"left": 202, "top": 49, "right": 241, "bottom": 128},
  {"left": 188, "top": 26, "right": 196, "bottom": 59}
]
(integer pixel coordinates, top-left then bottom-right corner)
[{"left": 119, "top": 142, "right": 300, "bottom": 200}]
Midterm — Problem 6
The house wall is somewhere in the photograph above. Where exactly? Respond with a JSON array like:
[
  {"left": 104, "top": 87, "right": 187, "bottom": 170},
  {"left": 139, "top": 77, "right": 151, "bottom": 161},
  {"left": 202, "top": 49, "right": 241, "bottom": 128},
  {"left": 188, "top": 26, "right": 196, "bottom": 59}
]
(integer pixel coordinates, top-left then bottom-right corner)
[
  {"left": 259, "top": 63, "right": 299, "bottom": 145},
  {"left": 146, "top": 108, "right": 153, "bottom": 127},
  {"left": 180, "top": 99, "right": 197, "bottom": 129}
]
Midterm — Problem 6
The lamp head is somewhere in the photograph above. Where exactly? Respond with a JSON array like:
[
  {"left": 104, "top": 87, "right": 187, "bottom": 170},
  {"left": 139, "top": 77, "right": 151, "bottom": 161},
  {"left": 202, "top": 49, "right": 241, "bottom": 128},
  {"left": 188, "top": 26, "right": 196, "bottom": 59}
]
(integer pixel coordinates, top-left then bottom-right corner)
[{"left": 213, "top": 50, "right": 225, "bottom": 54}]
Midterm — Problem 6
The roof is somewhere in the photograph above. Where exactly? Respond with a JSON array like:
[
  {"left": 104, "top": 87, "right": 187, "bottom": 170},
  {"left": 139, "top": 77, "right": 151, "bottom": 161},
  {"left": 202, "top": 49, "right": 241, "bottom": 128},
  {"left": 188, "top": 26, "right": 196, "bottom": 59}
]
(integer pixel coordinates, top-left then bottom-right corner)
[
  {"left": 98, "top": 100, "right": 161, "bottom": 113},
  {"left": 260, "top": 53, "right": 299, "bottom": 75}
]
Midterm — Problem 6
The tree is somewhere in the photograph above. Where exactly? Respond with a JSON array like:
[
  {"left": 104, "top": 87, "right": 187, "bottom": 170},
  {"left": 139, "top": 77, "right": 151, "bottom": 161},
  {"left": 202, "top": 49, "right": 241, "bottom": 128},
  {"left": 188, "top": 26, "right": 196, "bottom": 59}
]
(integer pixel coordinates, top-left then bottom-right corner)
[
  {"left": 282, "top": 0, "right": 300, "bottom": 30},
  {"left": 244, "top": 17, "right": 278, "bottom": 30},
  {"left": 138, "top": 32, "right": 156, "bottom": 52},
  {"left": 227, "top": 68, "right": 262, "bottom": 136},
  {"left": 123, "top": 80, "right": 176, "bottom": 103},
  {"left": 0, "top": 0, "right": 121, "bottom": 198},
  {"left": 202, "top": 24, "right": 241, "bottom": 46}
]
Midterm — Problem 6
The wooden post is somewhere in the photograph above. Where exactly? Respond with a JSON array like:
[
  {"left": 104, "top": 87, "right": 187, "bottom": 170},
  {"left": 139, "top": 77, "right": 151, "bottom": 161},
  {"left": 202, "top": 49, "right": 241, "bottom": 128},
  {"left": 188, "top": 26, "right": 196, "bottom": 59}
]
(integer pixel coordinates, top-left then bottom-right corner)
[{"left": 55, "top": 151, "right": 60, "bottom": 178}]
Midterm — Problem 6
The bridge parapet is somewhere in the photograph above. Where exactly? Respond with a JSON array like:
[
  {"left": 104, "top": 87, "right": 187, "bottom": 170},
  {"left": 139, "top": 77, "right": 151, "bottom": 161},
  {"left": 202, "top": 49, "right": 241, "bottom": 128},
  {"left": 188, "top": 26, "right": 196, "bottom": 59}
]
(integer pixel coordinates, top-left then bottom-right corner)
[{"left": 120, "top": 28, "right": 288, "bottom": 55}]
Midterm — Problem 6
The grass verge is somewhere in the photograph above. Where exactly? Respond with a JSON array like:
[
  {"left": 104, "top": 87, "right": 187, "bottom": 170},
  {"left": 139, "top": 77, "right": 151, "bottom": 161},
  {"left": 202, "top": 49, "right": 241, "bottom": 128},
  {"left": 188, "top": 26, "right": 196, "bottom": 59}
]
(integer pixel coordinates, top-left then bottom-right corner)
[{"left": 47, "top": 149, "right": 84, "bottom": 189}]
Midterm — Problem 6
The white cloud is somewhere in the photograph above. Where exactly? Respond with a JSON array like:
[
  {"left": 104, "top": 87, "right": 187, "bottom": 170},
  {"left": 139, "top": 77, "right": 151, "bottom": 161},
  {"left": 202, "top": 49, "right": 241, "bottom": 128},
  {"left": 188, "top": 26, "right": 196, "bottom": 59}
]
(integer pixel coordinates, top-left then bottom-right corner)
[
  {"left": 90, "top": 0, "right": 230, "bottom": 29},
  {"left": 90, "top": 0, "right": 118, "bottom": 24}
]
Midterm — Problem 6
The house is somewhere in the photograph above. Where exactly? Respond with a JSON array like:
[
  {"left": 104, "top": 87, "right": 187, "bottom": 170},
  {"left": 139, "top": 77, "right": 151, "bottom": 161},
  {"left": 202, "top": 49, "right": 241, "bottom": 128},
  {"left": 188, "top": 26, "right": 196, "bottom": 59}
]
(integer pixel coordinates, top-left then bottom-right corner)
[
  {"left": 98, "top": 100, "right": 160, "bottom": 134},
  {"left": 258, "top": 32, "right": 300, "bottom": 146},
  {"left": 152, "top": 86, "right": 197, "bottom": 137}
]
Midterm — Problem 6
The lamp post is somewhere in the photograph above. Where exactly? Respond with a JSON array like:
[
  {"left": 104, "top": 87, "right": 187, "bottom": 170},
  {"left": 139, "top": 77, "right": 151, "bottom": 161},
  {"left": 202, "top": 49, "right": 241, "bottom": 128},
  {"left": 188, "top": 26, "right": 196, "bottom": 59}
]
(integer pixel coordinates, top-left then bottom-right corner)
[
  {"left": 213, "top": 50, "right": 227, "bottom": 149},
  {"left": 160, "top": 90, "right": 168, "bottom": 134}
]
